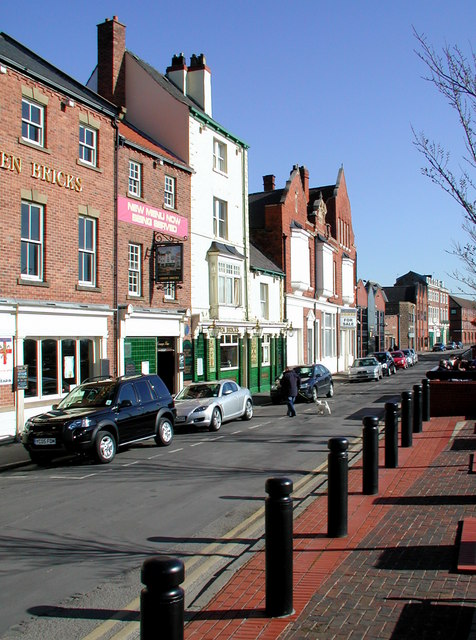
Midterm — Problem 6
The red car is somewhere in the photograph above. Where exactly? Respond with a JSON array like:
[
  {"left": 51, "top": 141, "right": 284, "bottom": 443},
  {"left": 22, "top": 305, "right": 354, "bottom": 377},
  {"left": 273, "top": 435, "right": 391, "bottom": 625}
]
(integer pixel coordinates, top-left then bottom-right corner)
[{"left": 390, "top": 351, "right": 407, "bottom": 369}]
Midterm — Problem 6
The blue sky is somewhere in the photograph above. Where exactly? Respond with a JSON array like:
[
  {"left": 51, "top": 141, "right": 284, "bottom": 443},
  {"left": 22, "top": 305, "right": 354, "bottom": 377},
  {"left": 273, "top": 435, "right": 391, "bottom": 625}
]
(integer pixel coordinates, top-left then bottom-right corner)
[{"left": 2, "top": 0, "right": 475, "bottom": 295}]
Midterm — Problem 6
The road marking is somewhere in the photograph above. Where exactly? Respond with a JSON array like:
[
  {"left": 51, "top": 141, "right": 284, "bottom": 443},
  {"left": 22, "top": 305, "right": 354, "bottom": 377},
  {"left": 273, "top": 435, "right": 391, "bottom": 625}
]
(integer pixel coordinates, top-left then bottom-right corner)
[
  {"left": 169, "top": 448, "right": 183, "bottom": 454},
  {"left": 190, "top": 441, "right": 204, "bottom": 447},
  {"left": 248, "top": 424, "right": 260, "bottom": 429},
  {"left": 122, "top": 461, "right": 139, "bottom": 467}
]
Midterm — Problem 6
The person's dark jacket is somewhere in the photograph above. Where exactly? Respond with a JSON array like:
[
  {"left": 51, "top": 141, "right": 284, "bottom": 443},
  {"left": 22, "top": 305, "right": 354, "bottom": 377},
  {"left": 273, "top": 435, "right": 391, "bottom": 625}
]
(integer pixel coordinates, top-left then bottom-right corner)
[{"left": 281, "top": 369, "right": 301, "bottom": 397}]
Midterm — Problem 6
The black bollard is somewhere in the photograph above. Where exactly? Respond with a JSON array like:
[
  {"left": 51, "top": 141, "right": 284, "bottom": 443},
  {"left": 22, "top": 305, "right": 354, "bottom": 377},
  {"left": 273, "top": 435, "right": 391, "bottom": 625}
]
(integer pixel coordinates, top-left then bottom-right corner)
[
  {"left": 265, "top": 477, "right": 294, "bottom": 617},
  {"left": 141, "top": 556, "right": 184, "bottom": 640},
  {"left": 422, "top": 378, "right": 431, "bottom": 422},
  {"left": 413, "top": 384, "right": 423, "bottom": 433},
  {"left": 327, "top": 437, "right": 348, "bottom": 538},
  {"left": 362, "top": 416, "right": 379, "bottom": 495},
  {"left": 384, "top": 402, "right": 399, "bottom": 468},
  {"left": 401, "top": 391, "right": 413, "bottom": 448}
]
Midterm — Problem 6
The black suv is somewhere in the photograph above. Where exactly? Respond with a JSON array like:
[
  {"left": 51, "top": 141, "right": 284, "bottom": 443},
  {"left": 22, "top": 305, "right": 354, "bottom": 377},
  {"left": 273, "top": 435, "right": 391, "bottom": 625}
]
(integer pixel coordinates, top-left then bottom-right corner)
[
  {"left": 22, "top": 374, "right": 175, "bottom": 465},
  {"left": 371, "top": 352, "right": 396, "bottom": 376}
]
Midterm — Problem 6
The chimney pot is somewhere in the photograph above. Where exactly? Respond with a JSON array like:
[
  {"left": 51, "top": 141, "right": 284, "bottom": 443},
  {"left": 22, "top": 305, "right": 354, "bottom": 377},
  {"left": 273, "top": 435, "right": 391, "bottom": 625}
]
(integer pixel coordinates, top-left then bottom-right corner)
[{"left": 263, "top": 175, "right": 275, "bottom": 191}]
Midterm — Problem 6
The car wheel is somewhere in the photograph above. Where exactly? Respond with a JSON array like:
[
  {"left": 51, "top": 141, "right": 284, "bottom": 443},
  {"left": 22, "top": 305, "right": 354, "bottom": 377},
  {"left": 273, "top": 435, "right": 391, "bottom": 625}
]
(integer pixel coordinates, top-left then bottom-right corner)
[
  {"left": 326, "top": 382, "right": 334, "bottom": 398},
  {"left": 311, "top": 385, "right": 319, "bottom": 403},
  {"left": 242, "top": 399, "right": 253, "bottom": 421},
  {"left": 29, "top": 451, "right": 53, "bottom": 466},
  {"left": 155, "top": 416, "right": 174, "bottom": 446},
  {"left": 94, "top": 431, "right": 116, "bottom": 464},
  {"left": 209, "top": 407, "right": 222, "bottom": 432}
]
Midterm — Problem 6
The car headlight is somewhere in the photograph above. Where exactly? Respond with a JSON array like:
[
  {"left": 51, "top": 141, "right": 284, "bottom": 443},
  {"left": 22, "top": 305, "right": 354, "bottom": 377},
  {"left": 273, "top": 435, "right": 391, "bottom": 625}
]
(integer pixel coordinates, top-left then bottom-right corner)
[
  {"left": 23, "top": 420, "right": 33, "bottom": 433},
  {"left": 300, "top": 382, "right": 309, "bottom": 388},
  {"left": 67, "top": 417, "right": 95, "bottom": 430},
  {"left": 192, "top": 405, "right": 209, "bottom": 414}
]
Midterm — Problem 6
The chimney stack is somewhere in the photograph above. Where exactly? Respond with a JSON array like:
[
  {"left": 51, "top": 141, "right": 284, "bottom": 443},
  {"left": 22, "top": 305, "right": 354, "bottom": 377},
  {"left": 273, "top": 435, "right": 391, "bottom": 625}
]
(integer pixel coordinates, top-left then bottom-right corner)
[
  {"left": 166, "top": 53, "right": 187, "bottom": 94},
  {"left": 263, "top": 175, "right": 275, "bottom": 191},
  {"left": 187, "top": 54, "right": 212, "bottom": 117},
  {"left": 299, "top": 166, "right": 309, "bottom": 201},
  {"left": 97, "top": 16, "right": 126, "bottom": 107}
]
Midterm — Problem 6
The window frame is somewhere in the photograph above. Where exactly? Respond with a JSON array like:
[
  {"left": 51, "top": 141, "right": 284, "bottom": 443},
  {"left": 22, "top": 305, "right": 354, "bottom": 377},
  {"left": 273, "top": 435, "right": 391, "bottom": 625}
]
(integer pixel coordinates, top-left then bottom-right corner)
[
  {"left": 213, "top": 138, "right": 227, "bottom": 174},
  {"left": 218, "top": 260, "right": 242, "bottom": 307},
  {"left": 21, "top": 201, "right": 43, "bottom": 280},
  {"left": 79, "top": 124, "right": 97, "bottom": 167},
  {"left": 213, "top": 197, "right": 228, "bottom": 239},
  {"left": 261, "top": 334, "right": 270, "bottom": 366},
  {"left": 78, "top": 216, "right": 97, "bottom": 286},
  {"left": 21, "top": 98, "right": 44, "bottom": 147},
  {"left": 128, "top": 242, "right": 141, "bottom": 297},
  {"left": 260, "top": 282, "right": 269, "bottom": 320},
  {"left": 164, "top": 282, "right": 176, "bottom": 301},
  {"left": 164, "top": 175, "right": 176, "bottom": 209},
  {"left": 220, "top": 334, "right": 239, "bottom": 370},
  {"left": 128, "top": 160, "right": 142, "bottom": 198}
]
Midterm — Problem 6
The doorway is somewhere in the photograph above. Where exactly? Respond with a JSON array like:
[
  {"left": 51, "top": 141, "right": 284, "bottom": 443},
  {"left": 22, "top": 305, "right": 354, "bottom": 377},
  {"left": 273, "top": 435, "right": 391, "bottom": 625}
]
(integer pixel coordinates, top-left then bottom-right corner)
[{"left": 157, "top": 338, "right": 175, "bottom": 393}]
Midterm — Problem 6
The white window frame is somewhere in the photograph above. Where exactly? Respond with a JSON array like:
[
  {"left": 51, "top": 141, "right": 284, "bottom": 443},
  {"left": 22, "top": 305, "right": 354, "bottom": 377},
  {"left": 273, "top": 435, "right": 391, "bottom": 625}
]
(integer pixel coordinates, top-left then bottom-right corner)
[
  {"left": 261, "top": 334, "right": 270, "bottom": 366},
  {"left": 21, "top": 201, "right": 43, "bottom": 280},
  {"left": 78, "top": 216, "right": 96, "bottom": 286},
  {"left": 260, "top": 283, "right": 269, "bottom": 319},
  {"left": 213, "top": 138, "right": 227, "bottom": 173},
  {"left": 79, "top": 124, "right": 97, "bottom": 167},
  {"left": 164, "top": 175, "right": 176, "bottom": 209},
  {"left": 22, "top": 98, "right": 44, "bottom": 147},
  {"left": 128, "top": 243, "right": 141, "bottom": 296},
  {"left": 128, "top": 161, "right": 142, "bottom": 198},
  {"left": 213, "top": 198, "right": 228, "bottom": 239},
  {"left": 218, "top": 260, "right": 242, "bottom": 307},
  {"left": 322, "top": 312, "right": 336, "bottom": 358},
  {"left": 164, "top": 282, "right": 176, "bottom": 300},
  {"left": 220, "top": 334, "right": 238, "bottom": 369}
]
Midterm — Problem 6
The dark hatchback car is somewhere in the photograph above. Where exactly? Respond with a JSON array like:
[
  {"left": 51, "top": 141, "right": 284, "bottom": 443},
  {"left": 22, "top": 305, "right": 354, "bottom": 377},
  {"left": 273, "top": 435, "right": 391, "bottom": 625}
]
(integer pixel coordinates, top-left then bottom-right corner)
[
  {"left": 371, "top": 351, "right": 397, "bottom": 376},
  {"left": 271, "top": 364, "right": 334, "bottom": 404},
  {"left": 22, "top": 374, "right": 175, "bottom": 465}
]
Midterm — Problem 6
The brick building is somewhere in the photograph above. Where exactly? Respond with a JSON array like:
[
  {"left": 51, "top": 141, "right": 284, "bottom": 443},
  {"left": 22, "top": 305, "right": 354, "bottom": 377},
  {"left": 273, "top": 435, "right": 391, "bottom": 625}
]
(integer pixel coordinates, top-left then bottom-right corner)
[
  {"left": 249, "top": 165, "right": 357, "bottom": 373},
  {"left": 356, "top": 280, "right": 387, "bottom": 355},
  {"left": 384, "top": 276, "right": 428, "bottom": 351},
  {"left": 384, "top": 301, "right": 416, "bottom": 350},
  {"left": 449, "top": 295, "right": 476, "bottom": 346},
  {"left": 0, "top": 32, "right": 117, "bottom": 437}
]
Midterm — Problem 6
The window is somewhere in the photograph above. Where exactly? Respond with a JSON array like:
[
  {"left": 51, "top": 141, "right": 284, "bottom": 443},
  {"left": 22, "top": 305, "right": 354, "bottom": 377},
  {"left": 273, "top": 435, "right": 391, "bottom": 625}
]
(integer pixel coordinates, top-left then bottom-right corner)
[
  {"left": 213, "top": 198, "right": 228, "bottom": 239},
  {"left": 79, "top": 125, "right": 97, "bottom": 166},
  {"left": 78, "top": 216, "right": 96, "bottom": 285},
  {"left": 21, "top": 202, "right": 43, "bottom": 279},
  {"left": 262, "top": 334, "right": 270, "bottom": 366},
  {"left": 213, "top": 139, "right": 227, "bottom": 173},
  {"left": 322, "top": 313, "right": 336, "bottom": 358},
  {"left": 128, "top": 161, "right": 142, "bottom": 197},
  {"left": 220, "top": 334, "right": 238, "bottom": 369},
  {"left": 164, "top": 282, "right": 176, "bottom": 300},
  {"left": 22, "top": 99, "right": 44, "bottom": 146},
  {"left": 164, "top": 176, "right": 176, "bottom": 209},
  {"left": 218, "top": 261, "right": 241, "bottom": 306},
  {"left": 24, "top": 337, "right": 94, "bottom": 398},
  {"left": 128, "top": 243, "right": 141, "bottom": 296},
  {"left": 260, "top": 283, "right": 269, "bottom": 319}
]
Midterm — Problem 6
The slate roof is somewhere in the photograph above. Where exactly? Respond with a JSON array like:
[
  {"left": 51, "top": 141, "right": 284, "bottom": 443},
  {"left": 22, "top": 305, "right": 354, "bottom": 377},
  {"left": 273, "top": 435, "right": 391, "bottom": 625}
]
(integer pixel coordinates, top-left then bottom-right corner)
[
  {"left": 0, "top": 32, "right": 117, "bottom": 115},
  {"left": 118, "top": 121, "right": 190, "bottom": 171},
  {"left": 450, "top": 295, "right": 476, "bottom": 309},
  {"left": 250, "top": 243, "right": 283, "bottom": 276}
]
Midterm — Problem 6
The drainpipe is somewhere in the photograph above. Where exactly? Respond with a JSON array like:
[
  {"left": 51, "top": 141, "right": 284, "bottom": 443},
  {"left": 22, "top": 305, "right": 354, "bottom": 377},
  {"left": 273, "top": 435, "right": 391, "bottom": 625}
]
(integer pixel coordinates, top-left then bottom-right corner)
[
  {"left": 282, "top": 233, "right": 287, "bottom": 321},
  {"left": 113, "top": 119, "right": 119, "bottom": 376}
]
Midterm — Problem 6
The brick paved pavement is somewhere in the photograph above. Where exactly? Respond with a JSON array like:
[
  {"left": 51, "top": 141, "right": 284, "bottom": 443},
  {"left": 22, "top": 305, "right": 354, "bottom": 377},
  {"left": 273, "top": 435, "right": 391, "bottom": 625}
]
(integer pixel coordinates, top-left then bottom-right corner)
[{"left": 185, "top": 417, "right": 476, "bottom": 639}]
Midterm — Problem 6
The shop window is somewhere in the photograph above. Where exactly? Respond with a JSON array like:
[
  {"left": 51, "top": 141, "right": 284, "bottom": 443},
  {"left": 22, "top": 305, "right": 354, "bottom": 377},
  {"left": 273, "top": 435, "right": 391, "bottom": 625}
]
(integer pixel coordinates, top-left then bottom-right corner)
[
  {"left": 262, "top": 334, "right": 270, "bottom": 366},
  {"left": 24, "top": 338, "right": 95, "bottom": 399},
  {"left": 220, "top": 334, "right": 238, "bottom": 369}
]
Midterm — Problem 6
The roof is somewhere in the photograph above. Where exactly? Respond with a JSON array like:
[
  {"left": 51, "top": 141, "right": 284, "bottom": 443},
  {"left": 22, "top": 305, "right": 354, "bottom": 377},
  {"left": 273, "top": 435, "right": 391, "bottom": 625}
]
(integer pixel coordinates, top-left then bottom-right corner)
[
  {"left": 118, "top": 121, "right": 191, "bottom": 171},
  {"left": 0, "top": 32, "right": 117, "bottom": 116},
  {"left": 250, "top": 244, "right": 284, "bottom": 276},
  {"left": 130, "top": 51, "right": 249, "bottom": 148},
  {"left": 450, "top": 295, "right": 476, "bottom": 309}
]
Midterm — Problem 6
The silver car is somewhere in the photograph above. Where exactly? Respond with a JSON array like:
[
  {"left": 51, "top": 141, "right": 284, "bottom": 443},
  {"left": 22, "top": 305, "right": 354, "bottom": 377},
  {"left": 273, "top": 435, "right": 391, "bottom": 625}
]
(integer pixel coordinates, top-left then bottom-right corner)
[
  {"left": 349, "top": 357, "right": 383, "bottom": 382},
  {"left": 174, "top": 380, "right": 253, "bottom": 431}
]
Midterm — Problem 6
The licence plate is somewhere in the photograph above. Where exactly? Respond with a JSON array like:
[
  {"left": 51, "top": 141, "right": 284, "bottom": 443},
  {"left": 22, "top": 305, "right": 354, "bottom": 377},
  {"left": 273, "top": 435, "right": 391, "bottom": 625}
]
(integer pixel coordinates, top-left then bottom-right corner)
[
  {"left": 175, "top": 416, "right": 186, "bottom": 423},
  {"left": 34, "top": 438, "right": 56, "bottom": 445}
]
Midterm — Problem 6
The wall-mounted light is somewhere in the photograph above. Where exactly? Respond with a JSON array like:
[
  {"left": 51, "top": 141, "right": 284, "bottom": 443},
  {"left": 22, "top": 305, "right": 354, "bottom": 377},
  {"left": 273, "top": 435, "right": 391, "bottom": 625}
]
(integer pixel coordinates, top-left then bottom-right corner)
[
  {"left": 287, "top": 322, "right": 294, "bottom": 338},
  {"left": 208, "top": 320, "right": 219, "bottom": 339},
  {"left": 255, "top": 319, "right": 263, "bottom": 338},
  {"left": 0, "top": 66, "right": 7, "bottom": 74}
]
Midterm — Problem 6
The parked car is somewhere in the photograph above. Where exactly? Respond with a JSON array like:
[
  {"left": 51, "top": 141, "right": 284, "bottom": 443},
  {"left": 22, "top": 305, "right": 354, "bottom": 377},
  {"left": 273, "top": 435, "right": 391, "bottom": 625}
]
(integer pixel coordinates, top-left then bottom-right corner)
[
  {"left": 390, "top": 351, "right": 408, "bottom": 369},
  {"left": 371, "top": 351, "right": 397, "bottom": 376},
  {"left": 348, "top": 357, "right": 383, "bottom": 382},
  {"left": 174, "top": 380, "right": 253, "bottom": 431},
  {"left": 456, "top": 341, "right": 463, "bottom": 349},
  {"left": 409, "top": 348, "right": 418, "bottom": 364},
  {"left": 271, "top": 364, "right": 334, "bottom": 404},
  {"left": 401, "top": 349, "right": 414, "bottom": 367},
  {"left": 21, "top": 374, "right": 175, "bottom": 465},
  {"left": 446, "top": 341, "right": 457, "bottom": 350},
  {"left": 432, "top": 342, "right": 446, "bottom": 352}
]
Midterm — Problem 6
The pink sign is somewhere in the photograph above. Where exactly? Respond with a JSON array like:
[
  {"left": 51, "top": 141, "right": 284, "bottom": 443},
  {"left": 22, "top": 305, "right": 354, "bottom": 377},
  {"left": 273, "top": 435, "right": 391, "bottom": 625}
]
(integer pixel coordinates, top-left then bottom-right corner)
[{"left": 118, "top": 196, "right": 188, "bottom": 238}]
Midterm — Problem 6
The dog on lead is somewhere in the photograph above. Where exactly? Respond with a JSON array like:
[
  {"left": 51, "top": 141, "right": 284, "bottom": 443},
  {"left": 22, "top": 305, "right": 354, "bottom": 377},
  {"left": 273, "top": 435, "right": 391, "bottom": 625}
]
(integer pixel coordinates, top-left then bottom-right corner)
[{"left": 314, "top": 399, "right": 331, "bottom": 415}]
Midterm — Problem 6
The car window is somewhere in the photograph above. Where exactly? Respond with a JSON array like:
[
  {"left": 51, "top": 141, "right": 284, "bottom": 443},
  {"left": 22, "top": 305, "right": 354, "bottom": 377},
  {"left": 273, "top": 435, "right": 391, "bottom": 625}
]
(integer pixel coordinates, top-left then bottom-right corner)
[
  {"left": 317, "top": 365, "right": 327, "bottom": 376},
  {"left": 117, "top": 383, "right": 137, "bottom": 406},
  {"left": 149, "top": 375, "right": 170, "bottom": 399},
  {"left": 299, "top": 367, "right": 312, "bottom": 377},
  {"left": 58, "top": 381, "right": 116, "bottom": 409},
  {"left": 134, "top": 380, "right": 154, "bottom": 403},
  {"left": 222, "top": 382, "right": 236, "bottom": 394}
]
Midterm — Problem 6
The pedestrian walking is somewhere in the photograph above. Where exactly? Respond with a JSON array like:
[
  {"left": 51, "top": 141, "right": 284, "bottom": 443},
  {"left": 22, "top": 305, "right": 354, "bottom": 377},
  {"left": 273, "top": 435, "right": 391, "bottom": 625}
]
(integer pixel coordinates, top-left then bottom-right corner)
[{"left": 281, "top": 366, "right": 300, "bottom": 417}]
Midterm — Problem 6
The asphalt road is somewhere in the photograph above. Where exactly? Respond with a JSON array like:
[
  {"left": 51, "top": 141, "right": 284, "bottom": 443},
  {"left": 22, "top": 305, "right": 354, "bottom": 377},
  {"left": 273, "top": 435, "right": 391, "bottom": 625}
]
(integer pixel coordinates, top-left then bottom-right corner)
[{"left": 0, "top": 353, "right": 442, "bottom": 639}]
